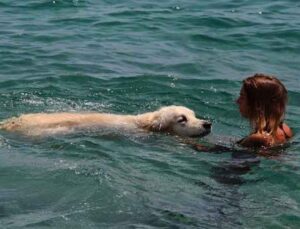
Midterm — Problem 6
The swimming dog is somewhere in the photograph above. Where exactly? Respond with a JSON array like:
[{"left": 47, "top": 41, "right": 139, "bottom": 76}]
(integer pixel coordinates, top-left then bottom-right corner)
[{"left": 0, "top": 106, "right": 211, "bottom": 137}]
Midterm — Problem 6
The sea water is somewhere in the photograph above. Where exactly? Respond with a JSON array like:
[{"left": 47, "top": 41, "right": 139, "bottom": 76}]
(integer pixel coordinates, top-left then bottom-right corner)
[{"left": 0, "top": 1, "right": 299, "bottom": 228}]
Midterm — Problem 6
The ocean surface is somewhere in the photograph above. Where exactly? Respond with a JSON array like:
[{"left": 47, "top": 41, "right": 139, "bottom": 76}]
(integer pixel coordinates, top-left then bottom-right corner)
[{"left": 0, "top": 0, "right": 300, "bottom": 228}]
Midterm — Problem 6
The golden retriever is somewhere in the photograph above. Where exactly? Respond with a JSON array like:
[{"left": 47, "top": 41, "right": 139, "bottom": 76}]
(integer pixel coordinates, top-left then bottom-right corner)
[{"left": 0, "top": 106, "right": 211, "bottom": 137}]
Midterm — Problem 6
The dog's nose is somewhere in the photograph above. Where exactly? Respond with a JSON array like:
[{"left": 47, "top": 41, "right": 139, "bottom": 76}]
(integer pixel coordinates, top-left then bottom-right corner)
[{"left": 203, "top": 121, "right": 212, "bottom": 130}]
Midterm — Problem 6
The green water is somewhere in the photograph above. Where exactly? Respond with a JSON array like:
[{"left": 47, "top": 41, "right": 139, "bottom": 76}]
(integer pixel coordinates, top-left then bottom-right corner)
[{"left": 0, "top": 1, "right": 300, "bottom": 228}]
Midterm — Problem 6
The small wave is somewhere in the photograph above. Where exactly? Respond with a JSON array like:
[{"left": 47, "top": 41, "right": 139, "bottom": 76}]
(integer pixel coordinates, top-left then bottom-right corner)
[{"left": 9, "top": 0, "right": 85, "bottom": 9}]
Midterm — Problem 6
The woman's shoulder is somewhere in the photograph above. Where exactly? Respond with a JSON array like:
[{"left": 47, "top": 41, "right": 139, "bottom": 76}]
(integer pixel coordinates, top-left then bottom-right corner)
[
  {"left": 239, "top": 123, "right": 293, "bottom": 148},
  {"left": 238, "top": 133, "right": 273, "bottom": 148},
  {"left": 279, "top": 123, "right": 293, "bottom": 138}
]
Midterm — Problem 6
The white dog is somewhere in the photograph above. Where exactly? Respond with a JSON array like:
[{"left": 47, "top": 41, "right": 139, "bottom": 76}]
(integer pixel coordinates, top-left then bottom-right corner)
[{"left": 0, "top": 106, "right": 211, "bottom": 137}]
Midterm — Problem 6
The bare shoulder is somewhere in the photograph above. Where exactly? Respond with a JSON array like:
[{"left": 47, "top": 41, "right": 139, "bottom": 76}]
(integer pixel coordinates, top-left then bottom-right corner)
[
  {"left": 240, "top": 123, "right": 293, "bottom": 148},
  {"left": 281, "top": 123, "right": 293, "bottom": 138},
  {"left": 239, "top": 133, "right": 272, "bottom": 148}
]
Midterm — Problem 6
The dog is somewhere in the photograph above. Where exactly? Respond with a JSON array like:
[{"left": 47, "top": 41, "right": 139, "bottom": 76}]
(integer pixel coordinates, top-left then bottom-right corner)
[{"left": 0, "top": 106, "right": 211, "bottom": 137}]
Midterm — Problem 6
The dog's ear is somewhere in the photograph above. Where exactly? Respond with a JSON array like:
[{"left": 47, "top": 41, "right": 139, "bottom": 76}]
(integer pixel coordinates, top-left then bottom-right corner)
[
  {"left": 136, "top": 109, "right": 172, "bottom": 132},
  {"left": 148, "top": 112, "right": 170, "bottom": 132},
  {"left": 150, "top": 118, "right": 164, "bottom": 131}
]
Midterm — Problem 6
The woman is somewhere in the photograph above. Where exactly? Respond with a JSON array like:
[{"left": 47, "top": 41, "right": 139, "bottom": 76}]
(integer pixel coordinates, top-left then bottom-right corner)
[
  {"left": 194, "top": 74, "right": 293, "bottom": 184},
  {"left": 194, "top": 73, "right": 293, "bottom": 152},
  {"left": 236, "top": 73, "right": 292, "bottom": 148}
]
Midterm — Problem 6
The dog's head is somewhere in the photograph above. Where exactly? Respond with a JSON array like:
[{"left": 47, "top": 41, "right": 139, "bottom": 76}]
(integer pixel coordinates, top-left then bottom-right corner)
[{"left": 145, "top": 106, "right": 211, "bottom": 137}]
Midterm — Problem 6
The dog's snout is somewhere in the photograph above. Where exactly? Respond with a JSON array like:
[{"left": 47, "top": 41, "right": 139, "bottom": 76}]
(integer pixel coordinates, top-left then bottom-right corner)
[{"left": 203, "top": 121, "right": 212, "bottom": 129}]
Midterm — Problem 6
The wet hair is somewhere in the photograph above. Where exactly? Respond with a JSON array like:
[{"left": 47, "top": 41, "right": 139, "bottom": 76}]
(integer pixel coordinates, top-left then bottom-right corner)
[{"left": 242, "top": 73, "right": 287, "bottom": 135}]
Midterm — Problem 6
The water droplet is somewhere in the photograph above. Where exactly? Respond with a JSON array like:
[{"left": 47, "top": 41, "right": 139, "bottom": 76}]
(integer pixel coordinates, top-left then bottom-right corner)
[
  {"left": 210, "top": 86, "right": 217, "bottom": 92},
  {"left": 61, "top": 215, "right": 69, "bottom": 221},
  {"left": 73, "top": 0, "right": 78, "bottom": 6}
]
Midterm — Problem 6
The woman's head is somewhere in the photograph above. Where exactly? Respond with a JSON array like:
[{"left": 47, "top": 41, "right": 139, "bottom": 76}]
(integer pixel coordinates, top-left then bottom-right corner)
[{"left": 237, "top": 73, "right": 287, "bottom": 135}]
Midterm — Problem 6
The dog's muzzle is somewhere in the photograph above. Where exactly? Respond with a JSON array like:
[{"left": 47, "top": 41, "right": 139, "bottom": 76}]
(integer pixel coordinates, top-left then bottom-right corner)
[{"left": 203, "top": 121, "right": 212, "bottom": 131}]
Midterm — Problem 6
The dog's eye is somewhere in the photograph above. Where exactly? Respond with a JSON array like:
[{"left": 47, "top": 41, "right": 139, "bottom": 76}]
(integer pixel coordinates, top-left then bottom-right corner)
[{"left": 177, "top": 115, "right": 187, "bottom": 124}]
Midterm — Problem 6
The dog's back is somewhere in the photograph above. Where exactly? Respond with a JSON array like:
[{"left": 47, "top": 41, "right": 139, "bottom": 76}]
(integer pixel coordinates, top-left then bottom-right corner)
[
  {"left": 0, "top": 112, "right": 137, "bottom": 135},
  {"left": 0, "top": 106, "right": 211, "bottom": 137}
]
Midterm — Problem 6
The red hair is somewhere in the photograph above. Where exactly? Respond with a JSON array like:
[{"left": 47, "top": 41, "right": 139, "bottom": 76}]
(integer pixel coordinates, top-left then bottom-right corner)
[{"left": 242, "top": 74, "right": 287, "bottom": 136}]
